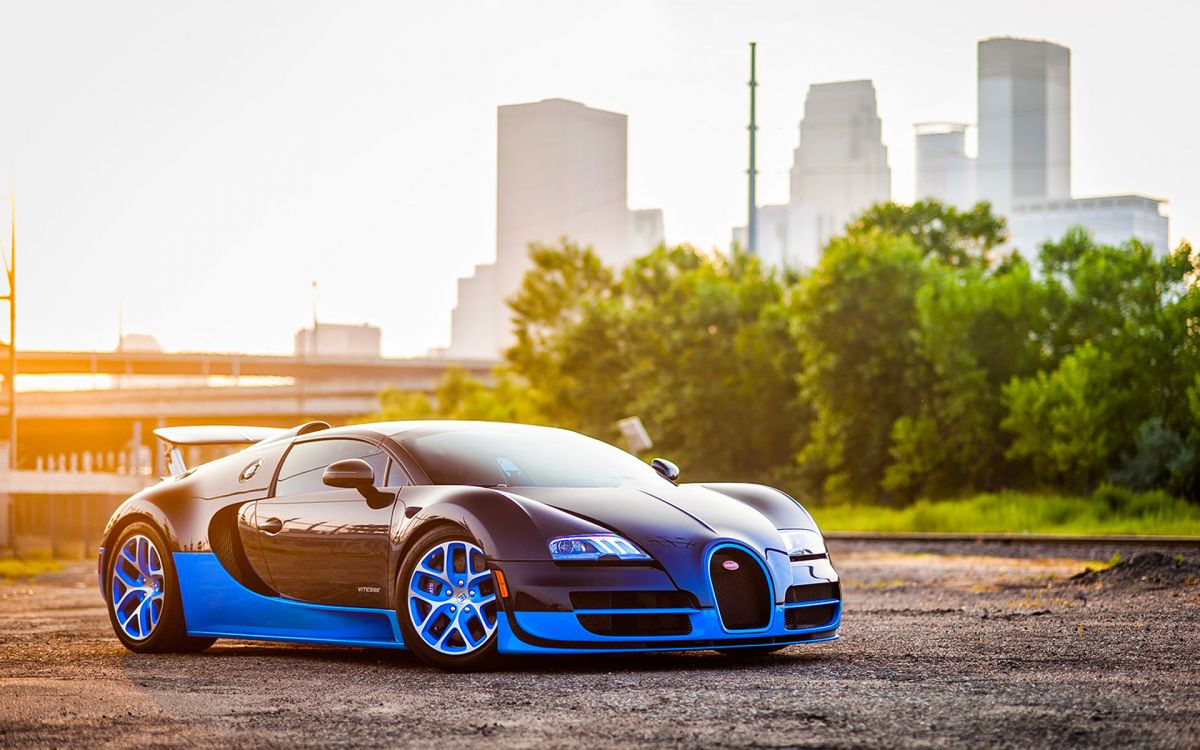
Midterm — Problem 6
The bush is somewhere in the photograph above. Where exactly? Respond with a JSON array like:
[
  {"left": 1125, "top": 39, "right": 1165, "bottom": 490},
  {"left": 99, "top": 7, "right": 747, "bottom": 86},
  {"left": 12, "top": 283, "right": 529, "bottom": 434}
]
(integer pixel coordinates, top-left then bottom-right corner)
[
  {"left": 1093, "top": 483, "right": 1137, "bottom": 513},
  {"left": 1110, "top": 418, "right": 1196, "bottom": 496},
  {"left": 814, "top": 488, "right": 1200, "bottom": 536}
]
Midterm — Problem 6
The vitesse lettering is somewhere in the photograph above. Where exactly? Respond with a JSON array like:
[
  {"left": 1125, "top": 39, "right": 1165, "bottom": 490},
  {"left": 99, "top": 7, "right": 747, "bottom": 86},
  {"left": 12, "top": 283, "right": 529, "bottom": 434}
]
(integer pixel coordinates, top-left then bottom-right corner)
[{"left": 357, "top": 586, "right": 381, "bottom": 593}]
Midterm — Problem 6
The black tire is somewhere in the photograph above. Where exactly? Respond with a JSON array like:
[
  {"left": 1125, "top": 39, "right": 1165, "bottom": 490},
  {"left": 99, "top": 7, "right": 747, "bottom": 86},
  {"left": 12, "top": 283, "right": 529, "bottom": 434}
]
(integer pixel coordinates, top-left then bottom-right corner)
[
  {"left": 396, "top": 526, "right": 501, "bottom": 672},
  {"left": 104, "top": 521, "right": 216, "bottom": 654},
  {"left": 715, "top": 645, "right": 787, "bottom": 658}
]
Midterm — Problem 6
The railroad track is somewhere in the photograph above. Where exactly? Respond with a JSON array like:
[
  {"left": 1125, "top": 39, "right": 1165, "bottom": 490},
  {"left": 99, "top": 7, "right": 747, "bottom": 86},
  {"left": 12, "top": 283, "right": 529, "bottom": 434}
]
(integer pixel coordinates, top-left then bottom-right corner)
[{"left": 824, "top": 530, "right": 1200, "bottom": 548}]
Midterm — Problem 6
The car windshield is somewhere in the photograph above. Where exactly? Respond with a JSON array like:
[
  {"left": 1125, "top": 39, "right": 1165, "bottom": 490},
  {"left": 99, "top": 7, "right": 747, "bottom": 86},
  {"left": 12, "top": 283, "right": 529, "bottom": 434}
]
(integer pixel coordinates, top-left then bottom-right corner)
[{"left": 397, "top": 425, "right": 670, "bottom": 488}]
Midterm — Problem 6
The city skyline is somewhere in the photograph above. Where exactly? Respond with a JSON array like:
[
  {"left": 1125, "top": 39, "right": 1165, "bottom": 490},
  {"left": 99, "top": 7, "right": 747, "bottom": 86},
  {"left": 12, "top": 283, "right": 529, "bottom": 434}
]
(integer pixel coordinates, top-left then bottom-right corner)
[
  {"left": 447, "top": 98, "right": 663, "bottom": 358},
  {"left": 2, "top": 0, "right": 1196, "bottom": 357}
]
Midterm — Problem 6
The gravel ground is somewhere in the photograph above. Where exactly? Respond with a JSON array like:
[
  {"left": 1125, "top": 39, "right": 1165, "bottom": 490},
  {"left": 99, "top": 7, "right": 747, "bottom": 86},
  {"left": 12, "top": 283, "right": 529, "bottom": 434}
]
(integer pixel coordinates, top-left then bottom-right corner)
[{"left": 1, "top": 541, "right": 1197, "bottom": 749}]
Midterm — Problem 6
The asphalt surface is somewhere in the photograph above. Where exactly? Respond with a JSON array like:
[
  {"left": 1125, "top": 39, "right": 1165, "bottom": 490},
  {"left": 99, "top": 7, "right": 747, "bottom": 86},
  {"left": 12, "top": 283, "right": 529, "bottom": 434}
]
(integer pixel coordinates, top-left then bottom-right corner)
[{"left": 1, "top": 541, "right": 1197, "bottom": 749}]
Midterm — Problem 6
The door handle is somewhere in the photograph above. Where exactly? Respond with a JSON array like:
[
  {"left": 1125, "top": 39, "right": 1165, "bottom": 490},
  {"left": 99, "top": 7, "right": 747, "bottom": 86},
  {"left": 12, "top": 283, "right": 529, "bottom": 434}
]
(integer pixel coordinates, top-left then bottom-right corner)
[{"left": 258, "top": 517, "right": 283, "bottom": 535}]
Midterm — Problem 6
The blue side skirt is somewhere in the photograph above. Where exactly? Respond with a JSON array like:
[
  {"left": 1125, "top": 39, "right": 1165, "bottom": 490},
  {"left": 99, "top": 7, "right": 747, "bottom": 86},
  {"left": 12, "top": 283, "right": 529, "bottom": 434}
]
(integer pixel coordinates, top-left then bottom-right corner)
[
  {"left": 173, "top": 553, "right": 839, "bottom": 655},
  {"left": 175, "top": 553, "right": 407, "bottom": 649}
]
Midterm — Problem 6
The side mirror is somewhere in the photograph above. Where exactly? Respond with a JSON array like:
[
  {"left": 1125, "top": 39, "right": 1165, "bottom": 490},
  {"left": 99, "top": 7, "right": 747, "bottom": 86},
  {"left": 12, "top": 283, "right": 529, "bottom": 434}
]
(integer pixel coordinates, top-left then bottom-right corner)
[
  {"left": 650, "top": 457, "right": 680, "bottom": 484},
  {"left": 323, "top": 458, "right": 376, "bottom": 496}
]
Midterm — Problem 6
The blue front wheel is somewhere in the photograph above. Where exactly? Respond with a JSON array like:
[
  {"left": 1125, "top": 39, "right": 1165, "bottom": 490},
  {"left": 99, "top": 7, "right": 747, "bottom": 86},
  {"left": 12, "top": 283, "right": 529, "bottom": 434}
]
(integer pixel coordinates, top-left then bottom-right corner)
[{"left": 398, "top": 527, "right": 501, "bottom": 671}]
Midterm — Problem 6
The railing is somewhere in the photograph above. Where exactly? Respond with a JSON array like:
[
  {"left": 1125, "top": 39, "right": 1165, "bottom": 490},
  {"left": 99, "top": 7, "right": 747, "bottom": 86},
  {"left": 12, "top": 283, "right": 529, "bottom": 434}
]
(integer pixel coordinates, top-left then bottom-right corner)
[{"left": 30, "top": 449, "right": 154, "bottom": 476}]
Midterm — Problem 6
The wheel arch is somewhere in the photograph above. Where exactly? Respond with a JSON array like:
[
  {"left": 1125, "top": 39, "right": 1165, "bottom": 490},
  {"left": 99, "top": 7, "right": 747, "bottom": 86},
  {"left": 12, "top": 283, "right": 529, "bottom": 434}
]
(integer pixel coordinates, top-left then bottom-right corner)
[
  {"left": 387, "top": 485, "right": 612, "bottom": 612},
  {"left": 98, "top": 504, "right": 179, "bottom": 602}
]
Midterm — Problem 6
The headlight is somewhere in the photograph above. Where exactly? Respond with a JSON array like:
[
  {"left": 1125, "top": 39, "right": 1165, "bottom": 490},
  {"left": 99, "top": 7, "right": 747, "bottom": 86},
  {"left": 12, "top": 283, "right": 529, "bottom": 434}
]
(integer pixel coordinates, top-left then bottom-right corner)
[
  {"left": 548, "top": 534, "right": 651, "bottom": 562},
  {"left": 779, "top": 529, "right": 826, "bottom": 556}
]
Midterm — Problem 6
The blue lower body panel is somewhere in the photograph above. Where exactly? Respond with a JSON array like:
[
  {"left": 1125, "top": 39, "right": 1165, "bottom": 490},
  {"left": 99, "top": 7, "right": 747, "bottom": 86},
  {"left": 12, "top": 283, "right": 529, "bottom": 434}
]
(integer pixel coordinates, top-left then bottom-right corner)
[
  {"left": 495, "top": 605, "right": 840, "bottom": 655},
  {"left": 174, "top": 553, "right": 405, "bottom": 649},
  {"left": 173, "top": 552, "right": 839, "bottom": 655}
]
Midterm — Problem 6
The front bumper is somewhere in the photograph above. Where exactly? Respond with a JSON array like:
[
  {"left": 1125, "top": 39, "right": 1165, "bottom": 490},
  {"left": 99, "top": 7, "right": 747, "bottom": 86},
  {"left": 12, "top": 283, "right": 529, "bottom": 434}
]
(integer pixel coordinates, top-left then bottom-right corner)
[
  {"left": 496, "top": 605, "right": 840, "bottom": 654},
  {"left": 492, "top": 553, "right": 841, "bottom": 655}
]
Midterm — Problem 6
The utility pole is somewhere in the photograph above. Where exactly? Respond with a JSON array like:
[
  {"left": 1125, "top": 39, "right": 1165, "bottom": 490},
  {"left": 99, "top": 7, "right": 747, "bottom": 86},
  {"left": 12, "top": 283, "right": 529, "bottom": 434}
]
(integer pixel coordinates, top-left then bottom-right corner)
[
  {"left": 747, "top": 42, "right": 758, "bottom": 255},
  {"left": 0, "top": 182, "right": 14, "bottom": 469}
]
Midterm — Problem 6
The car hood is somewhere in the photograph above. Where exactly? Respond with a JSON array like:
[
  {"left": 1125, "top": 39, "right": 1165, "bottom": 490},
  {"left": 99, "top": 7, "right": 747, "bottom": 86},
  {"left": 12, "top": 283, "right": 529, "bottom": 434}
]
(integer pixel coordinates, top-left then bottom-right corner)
[
  {"left": 515, "top": 483, "right": 789, "bottom": 547},
  {"left": 504, "top": 483, "right": 808, "bottom": 598}
]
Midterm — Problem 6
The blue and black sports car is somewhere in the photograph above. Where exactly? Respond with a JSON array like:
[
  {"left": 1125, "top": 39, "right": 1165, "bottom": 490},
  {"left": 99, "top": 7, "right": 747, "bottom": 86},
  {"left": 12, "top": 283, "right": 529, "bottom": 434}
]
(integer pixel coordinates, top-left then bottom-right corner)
[{"left": 99, "top": 420, "right": 841, "bottom": 670}]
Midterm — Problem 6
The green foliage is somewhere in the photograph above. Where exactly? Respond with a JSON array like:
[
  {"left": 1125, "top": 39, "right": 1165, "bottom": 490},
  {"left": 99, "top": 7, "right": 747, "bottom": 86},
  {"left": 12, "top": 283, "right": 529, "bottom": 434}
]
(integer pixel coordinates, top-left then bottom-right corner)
[
  {"left": 791, "top": 230, "right": 930, "bottom": 502},
  {"left": 998, "top": 232, "right": 1200, "bottom": 498},
  {"left": 1002, "top": 344, "right": 1123, "bottom": 492},
  {"left": 816, "top": 488, "right": 1200, "bottom": 536},
  {"left": 0, "top": 557, "right": 61, "bottom": 580},
  {"left": 363, "top": 200, "right": 1199, "bottom": 519},
  {"left": 616, "top": 247, "right": 805, "bottom": 482},
  {"left": 371, "top": 367, "right": 543, "bottom": 425},
  {"left": 1109, "top": 418, "right": 1197, "bottom": 495},
  {"left": 848, "top": 200, "right": 1008, "bottom": 269},
  {"left": 886, "top": 257, "right": 1048, "bottom": 498},
  {"left": 505, "top": 239, "right": 618, "bottom": 429},
  {"left": 373, "top": 387, "right": 437, "bottom": 421},
  {"left": 506, "top": 240, "right": 803, "bottom": 481}
]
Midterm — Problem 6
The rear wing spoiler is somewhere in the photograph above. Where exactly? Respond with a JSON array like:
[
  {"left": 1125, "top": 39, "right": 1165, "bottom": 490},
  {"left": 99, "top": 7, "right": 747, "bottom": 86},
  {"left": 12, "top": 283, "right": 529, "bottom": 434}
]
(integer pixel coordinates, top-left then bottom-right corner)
[{"left": 153, "top": 421, "right": 330, "bottom": 478}]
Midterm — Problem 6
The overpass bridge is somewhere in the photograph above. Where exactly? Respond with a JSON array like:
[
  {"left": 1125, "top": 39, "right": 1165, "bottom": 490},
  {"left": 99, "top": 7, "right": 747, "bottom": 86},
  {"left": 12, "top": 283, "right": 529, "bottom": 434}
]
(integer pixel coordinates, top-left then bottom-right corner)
[
  {"left": 0, "top": 349, "right": 499, "bottom": 471},
  {"left": 7, "top": 348, "right": 496, "bottom": 382}
]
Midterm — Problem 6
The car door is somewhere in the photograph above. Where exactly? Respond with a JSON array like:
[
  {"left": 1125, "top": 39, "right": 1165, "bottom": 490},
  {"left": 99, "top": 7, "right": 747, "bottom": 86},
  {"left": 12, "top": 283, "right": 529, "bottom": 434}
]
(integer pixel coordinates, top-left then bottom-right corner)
[{"left": 254, "top": 437, "right": 406, "bottom": 608}]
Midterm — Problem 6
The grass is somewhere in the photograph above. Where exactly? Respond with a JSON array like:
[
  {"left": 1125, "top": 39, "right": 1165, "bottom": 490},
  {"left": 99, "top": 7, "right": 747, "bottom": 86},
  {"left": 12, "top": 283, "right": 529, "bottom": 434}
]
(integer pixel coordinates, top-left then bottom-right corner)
[
  {"left": 814, "top": 486, "right": 1200, "bottom": 537},
  {"left": 0, "top": 556, "right": 63, "bottom": 581}
]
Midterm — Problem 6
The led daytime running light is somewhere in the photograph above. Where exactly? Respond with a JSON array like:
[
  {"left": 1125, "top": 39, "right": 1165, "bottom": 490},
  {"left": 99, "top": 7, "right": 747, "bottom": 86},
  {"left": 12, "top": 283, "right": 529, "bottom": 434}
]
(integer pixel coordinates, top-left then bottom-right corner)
[{"left": 548, "top": 534, "right": 651, "bottom": 561}]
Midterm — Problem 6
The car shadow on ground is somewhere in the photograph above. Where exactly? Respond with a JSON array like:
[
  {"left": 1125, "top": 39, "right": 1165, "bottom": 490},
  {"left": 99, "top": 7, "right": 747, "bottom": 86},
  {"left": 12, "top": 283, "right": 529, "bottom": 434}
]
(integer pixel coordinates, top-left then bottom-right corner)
[{"left": 124, "top": 639, "right": 845, "bottom": 676}]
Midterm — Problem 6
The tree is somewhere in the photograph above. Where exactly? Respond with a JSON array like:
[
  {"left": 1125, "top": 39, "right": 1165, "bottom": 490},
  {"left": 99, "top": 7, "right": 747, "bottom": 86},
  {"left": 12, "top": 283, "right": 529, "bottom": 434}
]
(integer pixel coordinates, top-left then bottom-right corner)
[
  {"left": 615, "top": 247, "right": 804, "bottom": 482},
  {"left": 805, "top": 200, "right": 1027, "bottom": 501},
  {"left": 999, "top": 233, "right": 1200, "bottom": 493},
  {"left": 372, "top": 387, "right": 436, "bottom": 421},
  {"left": 1002, "top": 344, "right": 1124, "bottom": 493},
  {"left": 848, "top": 200, "right": 1008, "bottom": 270},
  {"left": 791, "top": 230, "right": 930, "bottom": 502},
  {"left": 1110, "top": 418, "right": 1196, "bottom": 496},
  {"left": 370, "top": 367, "right": 542, "bottom": 425},
  {"left": 505, "top": 238, "right": 625, "bottom": 433},
  {"left": 506, "top": 240, "right": 804, "bottom": 482},
  {"left": 886, "top": 257, "right": 1049, "bottom": 498}
]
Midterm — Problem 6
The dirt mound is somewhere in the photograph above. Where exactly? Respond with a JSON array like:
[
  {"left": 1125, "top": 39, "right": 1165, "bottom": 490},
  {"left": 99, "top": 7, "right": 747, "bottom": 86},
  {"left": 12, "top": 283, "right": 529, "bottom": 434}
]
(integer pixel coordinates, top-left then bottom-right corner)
[{"left": 1072, "top": 552, "right": 1200, "bottom": 588}]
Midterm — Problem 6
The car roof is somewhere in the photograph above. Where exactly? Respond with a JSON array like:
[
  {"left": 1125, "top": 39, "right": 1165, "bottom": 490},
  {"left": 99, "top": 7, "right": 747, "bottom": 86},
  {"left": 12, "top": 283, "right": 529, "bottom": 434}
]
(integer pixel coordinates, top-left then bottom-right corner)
[
  {"left": 300, "top": 420, "right": 564, "bottom": 441},
  {"left": 380, "top": 420, "right": 563, "bottom": 438}
]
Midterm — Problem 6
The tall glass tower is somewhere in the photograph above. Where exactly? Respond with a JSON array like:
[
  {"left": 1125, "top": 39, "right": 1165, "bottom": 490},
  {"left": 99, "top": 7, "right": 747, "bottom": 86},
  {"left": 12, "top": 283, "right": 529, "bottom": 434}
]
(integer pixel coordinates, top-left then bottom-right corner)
[{"left": 977, "top": 37, "right": 1071, "bottom": 217}]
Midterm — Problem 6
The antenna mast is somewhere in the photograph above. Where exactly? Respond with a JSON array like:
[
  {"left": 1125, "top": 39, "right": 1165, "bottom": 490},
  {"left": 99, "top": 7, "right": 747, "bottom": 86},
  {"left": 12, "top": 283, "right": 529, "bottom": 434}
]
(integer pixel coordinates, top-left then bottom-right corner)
[{"left": 747, "top": 42, "right": 758, "bottom": 255}]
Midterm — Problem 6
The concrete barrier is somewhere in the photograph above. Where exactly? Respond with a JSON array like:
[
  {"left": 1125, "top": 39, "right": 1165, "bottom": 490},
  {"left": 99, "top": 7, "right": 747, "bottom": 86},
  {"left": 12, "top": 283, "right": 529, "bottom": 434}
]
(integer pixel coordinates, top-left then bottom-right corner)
[{"left": 0, "top": 472, "right": 156, "bottom": 556}]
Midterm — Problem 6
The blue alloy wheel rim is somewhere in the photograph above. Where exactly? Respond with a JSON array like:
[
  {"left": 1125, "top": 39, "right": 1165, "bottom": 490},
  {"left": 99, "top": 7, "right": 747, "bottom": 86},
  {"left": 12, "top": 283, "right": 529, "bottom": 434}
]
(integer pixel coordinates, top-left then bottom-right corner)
[
  {"left": 110, "top": 534, "right": 166, "bottom": 641},
  {"left": 407, "top": 540, "right": 498, "bottom": 655}
]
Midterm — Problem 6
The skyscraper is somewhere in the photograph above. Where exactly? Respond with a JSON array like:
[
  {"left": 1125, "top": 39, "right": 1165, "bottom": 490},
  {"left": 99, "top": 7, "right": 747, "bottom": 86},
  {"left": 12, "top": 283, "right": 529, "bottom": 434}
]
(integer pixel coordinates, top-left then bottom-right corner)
[
  {"left": 1008, "top": 194, "right": 1168, "bottom": 255},
  {"left": 971, "top": 37, "right": 1169, "bottom": 255},
  {"left": 733, "top": 80, "right": 891, "bottom": 268},
  {"left": 915, "top": 122, "right": 976, "bottom": 209},
  {"left": 976, "top": 37, "right": 1071, "bottom": 218},
  {"left": 447, "top": 99, "right": 663, "bottom": 358}
]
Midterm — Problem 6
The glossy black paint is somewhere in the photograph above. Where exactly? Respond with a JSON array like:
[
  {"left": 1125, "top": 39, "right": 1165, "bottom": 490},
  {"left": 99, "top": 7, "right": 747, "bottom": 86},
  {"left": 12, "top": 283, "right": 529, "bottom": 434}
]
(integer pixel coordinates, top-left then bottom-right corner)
[
  {"left": 255, "top": 486, "right": 395, "bottom": 608},
  {"left": 99, "top": 421, "right": 837, "bottom": 651},
  {"left": 650, "top": 457, "right": 680, "bottom": 483},
  {"left": 322, "top": 458, "right": 378, "bottom": 494}
]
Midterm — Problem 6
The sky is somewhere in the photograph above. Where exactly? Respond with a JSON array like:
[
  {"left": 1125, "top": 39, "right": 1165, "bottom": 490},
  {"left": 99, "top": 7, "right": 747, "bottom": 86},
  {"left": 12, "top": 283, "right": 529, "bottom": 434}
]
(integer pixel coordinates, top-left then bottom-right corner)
[{"left": 1, "top": 0, "right": 1196, "bottom": 357}]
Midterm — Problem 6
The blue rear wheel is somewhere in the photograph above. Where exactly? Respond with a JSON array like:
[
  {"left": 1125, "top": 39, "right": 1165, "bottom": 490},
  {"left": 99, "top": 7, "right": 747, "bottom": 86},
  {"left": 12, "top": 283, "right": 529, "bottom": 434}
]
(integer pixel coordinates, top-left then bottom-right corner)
[
  {"left": 105, "top": 521, "right": 215, "bottom": 654},
  {"left": 110, "top": 533, "right": 166, "bottom": 640}
]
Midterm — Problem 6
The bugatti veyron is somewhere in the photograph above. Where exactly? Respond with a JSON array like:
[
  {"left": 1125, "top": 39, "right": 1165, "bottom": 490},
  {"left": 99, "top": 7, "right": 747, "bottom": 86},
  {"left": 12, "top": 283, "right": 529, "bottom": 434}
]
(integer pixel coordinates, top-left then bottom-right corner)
[{"left": 99, "top": 420, "right": 841, "bottom": 670}]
